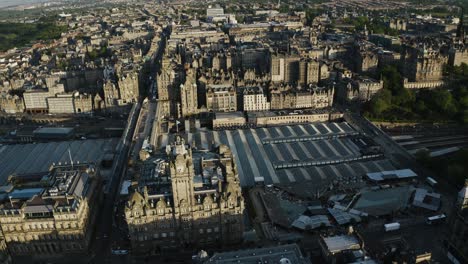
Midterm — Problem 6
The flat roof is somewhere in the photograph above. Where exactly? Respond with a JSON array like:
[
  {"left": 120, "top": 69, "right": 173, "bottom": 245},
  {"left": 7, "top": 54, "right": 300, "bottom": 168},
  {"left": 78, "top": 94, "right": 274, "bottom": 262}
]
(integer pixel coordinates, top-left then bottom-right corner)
[
  {"left": 166, "top": 122, "right": 397, "bottom": 187},
  {"left": 412, "top": 188, "right": 441, "bottom": 211},
  {"left": 322, "top": 235, "right": 360, "bottom": 254},
  {"left": 366, "top": 169, "right": 417, "bottom": 182},
  {"left": 292, "top": 215, "right": 330, "bottom": 230},
  {"left": 207, "top": 244, "right": 311, "bottom": 264},
  {"left": 120, "top": 180, "right": 132, "bottom": 195},
  {"left": 215, "top": 112, "right": 244, "bottom": 119},
  {"left": 9, "top": 188, "right": 44, "bottom": 200},
  {"left": 33, "top": 127, "right": 75, "bottom": 135},
  {"left": 353, "top": 186, "right": 412, "bottom": 216},
  {"left": 0, "top": 138, "right": 118, "bottom": 186}
]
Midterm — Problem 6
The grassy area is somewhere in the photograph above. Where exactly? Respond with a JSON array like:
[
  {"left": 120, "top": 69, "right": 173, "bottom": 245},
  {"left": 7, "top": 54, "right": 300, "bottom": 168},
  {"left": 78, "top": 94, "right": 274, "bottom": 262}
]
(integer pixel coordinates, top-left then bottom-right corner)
[{"left": 0, "top": 22, "right": 67, "bottom": 51}]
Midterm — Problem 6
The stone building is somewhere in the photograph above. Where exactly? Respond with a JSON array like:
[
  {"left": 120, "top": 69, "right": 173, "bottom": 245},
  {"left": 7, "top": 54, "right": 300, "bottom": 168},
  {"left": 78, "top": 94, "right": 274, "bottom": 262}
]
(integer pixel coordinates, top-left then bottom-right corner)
[
  {"left": 206, "top": 84, "right": 237, "bottom": 112},
  {"left": 117, "top": 70, "right": 140, "bottom": 103},
  {"left": 103, "top": 80, "right": 120, "bottom": 109},
  {"left": 23, "top": 89, "right": 49, "bottom": 113},
  {"left": 74, "top": 93, "right": 103, "bottom": 113},
  {"left": 47, "top": 94, "right": 75, "bottom": 114},
  {"left": 157, "top": 58, "right": 185, "bottom": 118},
  {"left": 125, "top": 137, "right": 244, "bottom": 253},
  {"left": 446, "top": 180, "right": 468, "bottom": 263},
  {"left": 388, "top": 18, "right": 407, "bottom": 31},
  {"left": 0, "top": 163, "right": 102, "bottom": 258},
  {"left": 157, "top": 67, "right": 171, "bottom": 117},
  {"left": 340, "top": 78, "right": 384, "bottom": 102},
  {"left": 271, "top": 52, "right": 300, "bottom": 84},
  {"left": 356, "top": 50, "right": 379, "bottom": 74},
  {"left": 298, "top": 59, "right": 329, "bottom": 85},
  {"left": 0, "top": 236, "right": 11, "bottom": 264},
  {"left": 0, "top": 95, "right": 24, "bottom": 114},
  {"left": 270, "top": 85, "right": 334, "bottom": 110},
  {"left": 241, "top": 86, "right": 270, "bottom": 112},
  {"left": 401, "top": 44, "right": 448, "bottom": 82},
  {"left": 180, "top": 69, "right": 198, "bottom": 117},
  {"left": 449, "top": 45, "right": 468, "bottom": 67}
]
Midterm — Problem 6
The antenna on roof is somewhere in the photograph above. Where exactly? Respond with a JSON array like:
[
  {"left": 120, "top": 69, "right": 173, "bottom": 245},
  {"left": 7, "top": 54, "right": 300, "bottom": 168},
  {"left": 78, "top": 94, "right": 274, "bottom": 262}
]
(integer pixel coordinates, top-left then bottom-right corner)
[{"left": 68, "top": 148, "right": 74, "bottom": 169}]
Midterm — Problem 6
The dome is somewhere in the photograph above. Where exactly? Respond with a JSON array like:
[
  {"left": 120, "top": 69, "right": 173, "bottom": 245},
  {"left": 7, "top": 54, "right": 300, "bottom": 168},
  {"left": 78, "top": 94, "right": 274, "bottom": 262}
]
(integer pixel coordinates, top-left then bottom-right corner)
[{"left": 279, "top": 258, "right": 292, "bottom": 264}]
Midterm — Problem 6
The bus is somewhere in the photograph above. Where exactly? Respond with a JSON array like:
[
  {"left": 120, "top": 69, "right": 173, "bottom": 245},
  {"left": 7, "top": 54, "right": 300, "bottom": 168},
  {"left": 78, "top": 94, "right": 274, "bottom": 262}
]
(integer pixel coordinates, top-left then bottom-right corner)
[{"left": 426, "top": 214, "right": 446, "bottom": 225}]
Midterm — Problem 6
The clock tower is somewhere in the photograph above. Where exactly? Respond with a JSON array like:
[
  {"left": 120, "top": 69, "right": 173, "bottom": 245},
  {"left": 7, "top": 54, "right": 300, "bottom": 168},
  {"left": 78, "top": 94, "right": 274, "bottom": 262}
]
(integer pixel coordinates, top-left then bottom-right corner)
[{"left": 170, "top": 136, "right": 195, "bottom": 216}]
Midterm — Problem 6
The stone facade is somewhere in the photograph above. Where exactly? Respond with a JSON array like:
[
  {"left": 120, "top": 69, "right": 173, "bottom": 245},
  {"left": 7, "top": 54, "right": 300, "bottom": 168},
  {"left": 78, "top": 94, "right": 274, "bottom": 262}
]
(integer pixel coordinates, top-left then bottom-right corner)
[
  {"left": 343, "top": 78, "right": 384, "bottom": 102},
  {"left": 23, "top": 90, "right": 49, "bottom": 112},
  {"left": 125, "top": 137, "right": 244, "bottom": 254},
  {"left": 402, "top": 45, "right": 448, "bottom": 82},
  {"left": 0, "top": 163, "right": 102, "bottom": 258},
  {"left": 0, "top": 95, "right": 24, "bottom": 114},
  {"left": 271, "top": 53, "right": 300, "bottom": 84},
  {"left": 242, "top": 86, "right": 270, "bottom": 112},
  {"left": 298, "top": 59, "right": 329, "bottom": 85},
  {"left": 449, "top": 45, "right": 468, "bottom": 67},
  {"left": 180, "top": 69, "right": 198, "bottom": 117},
  {"left": 117, "top": 70, "right": 140, "bottom": 103},
  {"left": 206, "top": 85, "right": 237, "bottom": 112},
  {"left": 270, "top": 85, "right": 334, "bottom": 110}
]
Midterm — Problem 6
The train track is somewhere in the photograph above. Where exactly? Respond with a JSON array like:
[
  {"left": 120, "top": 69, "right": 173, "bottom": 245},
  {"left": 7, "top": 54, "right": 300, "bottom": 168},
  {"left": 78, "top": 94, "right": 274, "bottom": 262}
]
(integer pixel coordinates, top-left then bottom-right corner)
[{"left": 404, "top": 138, "right": 468, "bottom": 150}]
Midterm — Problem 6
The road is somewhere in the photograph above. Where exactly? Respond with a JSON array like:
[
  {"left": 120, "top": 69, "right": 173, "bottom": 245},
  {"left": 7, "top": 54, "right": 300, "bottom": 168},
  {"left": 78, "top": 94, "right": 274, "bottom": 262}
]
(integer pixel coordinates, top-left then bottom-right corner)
[
  {"left": 88, "top": 101, "right": 141, "bottom": 263},
  {"left": 86, "top": 27, "right": 168, "bottom": 263}
]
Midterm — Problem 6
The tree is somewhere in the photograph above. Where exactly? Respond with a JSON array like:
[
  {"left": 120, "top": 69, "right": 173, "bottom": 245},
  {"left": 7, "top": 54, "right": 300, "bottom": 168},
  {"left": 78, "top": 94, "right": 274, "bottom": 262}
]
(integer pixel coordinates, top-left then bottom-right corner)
[
  {"left": 433, "top": 90, "right": 457, "bottom": 116},
  {"left": 279, "top": 5, "right": 290, "bottom": 13},
  {"left": 462, "top": 110, "right": 468, "bottom": 124},
  {"left": 305, "top": 8, "right": 321, "bottom": 26}
]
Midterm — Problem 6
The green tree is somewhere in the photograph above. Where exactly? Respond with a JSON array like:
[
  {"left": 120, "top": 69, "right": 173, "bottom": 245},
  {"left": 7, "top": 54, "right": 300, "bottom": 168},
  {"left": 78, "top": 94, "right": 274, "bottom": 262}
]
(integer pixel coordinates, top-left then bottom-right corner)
[{"left": 370, "top": 90, "right": 392, "bottom": 116}]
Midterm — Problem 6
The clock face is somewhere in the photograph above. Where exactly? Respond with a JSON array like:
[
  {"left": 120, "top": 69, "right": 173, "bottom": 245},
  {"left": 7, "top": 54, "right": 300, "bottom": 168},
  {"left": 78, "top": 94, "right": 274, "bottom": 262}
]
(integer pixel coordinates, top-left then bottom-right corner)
[{"left": 177, "top": 165, "right": 185, "bottom": 173}]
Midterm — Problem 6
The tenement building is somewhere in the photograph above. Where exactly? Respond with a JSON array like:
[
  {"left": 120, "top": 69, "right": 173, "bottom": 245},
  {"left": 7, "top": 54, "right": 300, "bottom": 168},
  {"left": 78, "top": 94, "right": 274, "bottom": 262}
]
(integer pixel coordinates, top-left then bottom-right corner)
[
  {"left": 205, "top": 84, "right": 237, "bottom": 112},
  {"left": 125, "top": 137, "right": 244, "bottom": 254},
  {"left": 0, "top": 163, "right": 102, "bottom": 258},
  {"left": 270, "top": 84, "right": 334, "bottom": 110},
  {"left": 401, "top": 44, "right": 448, "bottom": 82}
]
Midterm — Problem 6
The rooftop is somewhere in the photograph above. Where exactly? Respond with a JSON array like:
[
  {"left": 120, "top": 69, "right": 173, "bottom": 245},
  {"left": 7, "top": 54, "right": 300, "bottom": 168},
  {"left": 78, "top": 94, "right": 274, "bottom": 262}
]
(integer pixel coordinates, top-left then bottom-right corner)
[
  {"left": 0, "top": 138, "right": 118, "bottom": 185},
  {"left": 322, "top": 235, "right": 361, "bottom": 254},
  {"left": 206, "top": 244, "right": 311, "bottom": 264},
  {"left": 366, "top": 169, "right": 417, "bottom": 182}
]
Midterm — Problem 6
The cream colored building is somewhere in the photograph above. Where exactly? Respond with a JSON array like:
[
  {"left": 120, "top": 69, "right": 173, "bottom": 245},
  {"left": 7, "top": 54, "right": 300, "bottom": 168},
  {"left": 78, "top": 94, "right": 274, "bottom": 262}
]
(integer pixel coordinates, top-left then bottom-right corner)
[
  {"left": 206, "top": 84, "right": 237, "bottom": 112},
  {"left": 180, "top": 69, "right": 198, "bottom": 117},
  {"left": 242, "top": 87, "right": 270, "bottom": 112},
  {"left": 47, "top": 94, "right": 75, "bottom": 114},
  {"left": 270, "top": 85, "right": 334, "bottom": 110},
  {"left": 213, "top": 112, "right": 247, "bottom": 129},
  {"left": 0, "top": 163, "right": 102, "bottom": 258},
  {"left": 125, "top": 137, "right": 244, "bottom": 254},
  {"left": 23, "top": 90, "right": 49, "bottom": 112},
  {"left": 247, "top": 110, "right": 343, "bottom": 127},
  {"left": 0, "top": 95, "right": 24, "bottom": 114},
  {"left": 402, "top": 44, "right": 448, "bottom": 82}
]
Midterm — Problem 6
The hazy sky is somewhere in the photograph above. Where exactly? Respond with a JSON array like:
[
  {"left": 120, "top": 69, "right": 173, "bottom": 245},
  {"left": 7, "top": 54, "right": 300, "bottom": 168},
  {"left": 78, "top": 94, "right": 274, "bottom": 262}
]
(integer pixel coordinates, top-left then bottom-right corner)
[{"left": 0, "top": 0, "right": 51, "bottom": 9}]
